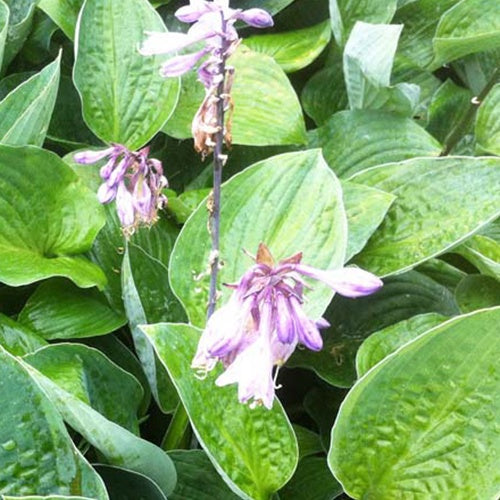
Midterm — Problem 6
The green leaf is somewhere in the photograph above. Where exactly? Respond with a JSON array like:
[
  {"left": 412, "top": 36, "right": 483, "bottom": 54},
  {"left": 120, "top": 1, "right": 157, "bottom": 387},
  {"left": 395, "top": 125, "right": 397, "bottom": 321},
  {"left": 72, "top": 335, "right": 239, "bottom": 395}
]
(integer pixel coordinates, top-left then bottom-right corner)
[
  {"left": 309, "top": 110, "right": 441, "bottom": 179},
  {"left": 122, "top": 248, "right": 181, "bottom": 413},
  {"left": 455, "top": 234, "right": 500, "bottom": 279},
  {"left": 342, "top": 181, "right": 395, "bottom": 262},
  {"left": 24, "top": 343, "right": 143, "bottom": 433},
  {"left": 329, "top": 0, "right": 397, "bottom": 46},
  {"left": 432, "top": 0, "right": 500, "bottom": 68},
  {"left": 168, "top": 450, "right": 239, "bottom": 500},
  {"left": 18, "top": 279, "right": 126, "bottom": 340},
  {"left": 2, "top": 497, "right": 95, "bottom": 499},
  {"left": 0, "top": 1, "right": 9, "bottom": 69},
  {"left": 301, "top": 57, "right": 348, "bottom": 126},
  {"left": 93, "top": 465, "right": 167, "bottom": 500},
  {"left": 329, "top": 307, "right": 500, "bottom": 499},
  {"left": 232, "top": 0, "right": 294, "bottom": 14},
  {"left": 355, "top": 313, "right": 447, "bottom": 377},
  {"left": 2, "top": 0, "right": 35, "bottom": 70},
  {"left": 0, "top": 312, "right": 47, "bottom": 356},
  {"left": 351, "top": 156, "right": 500, "bottom": 276},
  {"left": 288, "top": 270, "right": 459, "bottom": 387},
  {"left": 292, "top": 425, "right": 324, "bottom": 459},
  {"left": 37, "top": 0, "right": 83, "bottom": 40},
  {"left": 0, "top": 346, "right": 108, "bottom": 498},
  {"left": 170, "top": 149, "right": 347, "bottom": 327},
  {"left": 455, "top": 274, "right": 500, "bottom": 313},
  {"left": 343, "top": 22, "right": 419, "bottom": 115},
  {"left": 0, "top": 54, "right": 60, "bottom": 146},
  {"left": 142, "top": 323, "right": 298, "bottom": 500},
  {"left": 280, "top": 456, "right": 343, "bottom": 500},
  {"left": 164, "top": 47, "right": 307, "bottom": 146},
  {"left": 0, "top": 145, "right": 106, "bottom": 288},
  {"left": 426, "top": 79, "right": 472, "bottom": 144},
  {"left": 243, "top": 21, "right": 331, "bottom": 73},
  {"left": 25, "top": 364, "right": 177, "bottom": 496},
  {"left": 394, "top": 0, "right": 460, "bottom": 69},
  {"left": 476, "top": 82, "right": 500, "bottom": 154},
  {"left": 74, "top": 0, "right": 180, "bottom": 149},
  {"left": 416, "top": 258, "right": 467, "bottom": 292}
]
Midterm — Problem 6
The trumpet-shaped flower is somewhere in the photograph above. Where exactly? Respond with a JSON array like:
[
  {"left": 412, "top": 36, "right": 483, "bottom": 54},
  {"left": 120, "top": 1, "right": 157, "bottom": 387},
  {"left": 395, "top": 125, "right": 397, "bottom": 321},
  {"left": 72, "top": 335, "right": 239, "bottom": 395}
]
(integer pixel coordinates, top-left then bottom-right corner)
[
  {"left": 74, "top": 145, "right": 168, "bottom": 234},
  {"left": 192, "top": 243, "right": 383, "bottom": 409}
]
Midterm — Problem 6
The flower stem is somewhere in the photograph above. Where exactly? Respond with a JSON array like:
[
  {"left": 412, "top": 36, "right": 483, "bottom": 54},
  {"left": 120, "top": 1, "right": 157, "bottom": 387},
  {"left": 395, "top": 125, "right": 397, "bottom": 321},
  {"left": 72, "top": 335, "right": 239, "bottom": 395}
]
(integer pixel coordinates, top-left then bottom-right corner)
[
  {"left": 207, "top": 13, "right": 229, "bottom": 319},
  {"left": 441, "top": 68, "right": 499, "bottom": 156},
  {"left": 161, "top": 403, "right": 190, "bottom": 451}
]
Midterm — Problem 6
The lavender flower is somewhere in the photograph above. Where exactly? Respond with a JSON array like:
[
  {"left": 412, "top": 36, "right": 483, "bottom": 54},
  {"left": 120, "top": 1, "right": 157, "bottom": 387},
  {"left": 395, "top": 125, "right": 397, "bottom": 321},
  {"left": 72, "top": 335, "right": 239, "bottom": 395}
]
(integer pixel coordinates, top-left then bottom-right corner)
[
  {"left": 192, "top": 243, "right": 383, "bottom": 409},
  {"left": 74, "top": 145, "right": 168, "bottom": 234},
  {"left": 140, "top": 0, "right": 273, "bottom": 156}
]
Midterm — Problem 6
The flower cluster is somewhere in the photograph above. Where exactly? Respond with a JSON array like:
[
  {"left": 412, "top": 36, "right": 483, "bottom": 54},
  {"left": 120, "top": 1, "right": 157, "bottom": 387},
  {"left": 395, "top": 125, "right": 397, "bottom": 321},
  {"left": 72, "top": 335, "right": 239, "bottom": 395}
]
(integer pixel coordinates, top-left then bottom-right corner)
[
  {"left": 140, "top": 0, "right": 273, "bottom": 156},
  {"left": 74, "top": 145, "right": 168, "bottom": 234},
  {"left": 192, "top": 243, "right": 383, "bottom": 409}
]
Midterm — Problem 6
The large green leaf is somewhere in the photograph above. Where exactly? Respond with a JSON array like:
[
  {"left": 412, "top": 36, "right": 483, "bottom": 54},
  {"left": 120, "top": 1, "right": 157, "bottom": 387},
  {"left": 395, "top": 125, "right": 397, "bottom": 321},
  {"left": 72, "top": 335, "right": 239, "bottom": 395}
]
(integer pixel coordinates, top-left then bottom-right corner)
[
  {"left": 280, "top": 456, "right": 343, "bottom": 500},
  {"left": 432, "top": 0, "right": 500, "bottom": 68},
  {"left": 342, "top": 182, "right": 395, "bottom": 262},
  {"left": 170, "top": 149, "right": 347, "bottom": 327},
  {"left": 74, "top": 0, "right": 180, "bottom": 149},
  {"left": 0, "top": 312, "right": 46, "bottom": 356},
  {"left": 18, "top": 279, "right": 126, "bottom": 340},
  {"left": 288, "top": 270, "right": 458, "bottom": 387},
  {"left": 24, "top": 343, "right": 143, "bottom": 433},
  {"left": 0, "top": 145, "right": 106, "bottom": 288},
  {"left": 355, "top": 312, "right": 447, "bottom": 377},
  {"left": 329, "top": 0, "right": 397, "bottom": 46},
  {"left": 455, "top": 274, "right": 500, "bottom": 313},
  {"left": 343, "top": 22, "right": 419, "bottom": 115},
  {"left": 0, "top": 55, "right": 60, "bottom": 146},
  {"left": 168, "top": 450, "right": 239, "bottom": 500},
  {"left": 3, "top": 497, "right": 94, "bottom": 499},
  {"left": 329, "top": 307, "right": 500, "bottom": 499},
  {"left": 476, "top": 82, "right": 500, "bottom": 155},
  {"left": 351, "top": 157, "right": 500, "bottom": 276},
  {"left": 25, "top": 364, "right": 177, "bottom": 496},
  {"left": 38, "top": 0, "right": 83, "bottom": 40},
  {"left": 309, "top": 110, "right": 441, "bottom": 179},
  {"left": 0, "top": 346, "right": 108, "bottom": 498},
  {"left": 143, "top": 323, "right": 298, "bottom": 500},
  {"left": 163, "top": 46, "right": 307, "bottom": 146},
  {"left": 243, "top": 21, "right": 331, "bottom": 73}
]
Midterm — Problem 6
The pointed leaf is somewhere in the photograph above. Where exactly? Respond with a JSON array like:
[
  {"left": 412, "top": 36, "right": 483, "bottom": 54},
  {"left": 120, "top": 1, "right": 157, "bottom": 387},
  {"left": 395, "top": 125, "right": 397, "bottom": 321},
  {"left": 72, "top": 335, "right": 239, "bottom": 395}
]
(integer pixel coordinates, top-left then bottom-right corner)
[
  {"left": 476, "top": 82, "right": 500, "bottom": 155},
  {"left": 0, "top": 55, "right": 60, "bottom": 146},
  {"left": 351, "top": 156, "right": 500, "bottom": 276},
  {"left": 0, "top": 312, "right": 47, "bottom": 356},
  {"left": 142, "top": 323, "right": 298, "bottom": 500},
  {"left": 455, "top": 274, "right": 500, "bottom": 313},
  {"left": 74, "top": 0, "right": 180, "bottom": 149}
]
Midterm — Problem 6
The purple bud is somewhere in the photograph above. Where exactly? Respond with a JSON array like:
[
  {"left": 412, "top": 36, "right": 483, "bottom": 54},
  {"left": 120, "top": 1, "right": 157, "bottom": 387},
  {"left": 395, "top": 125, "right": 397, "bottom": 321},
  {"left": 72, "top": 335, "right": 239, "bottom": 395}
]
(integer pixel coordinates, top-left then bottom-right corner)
[
  {"left": 289, "top": 296, "right": 323, "bottom": 351},
  {"left": 160, "top": 49, "right": 208, "bottom": 78},
  {"left": 237, "top": 8, "right": 274, "bottom": 28},
  {"left": 99, "top": 158, "right": 116, "bottom": 180},
  {"left": 175, "top": 1, "right": 212, "bottom": 23},
  {"left": 74, "top": 147, "right": 114, "bottom": 165},
  {"left": 132, "top": 178, "right": 153, "bottom": 218},
  {"left": 275, "top": 293, "right": 295, "bottom": 343},
  {"left": 97, "top": 183, "right": 117, "bottom": 204},
  {"left": 107, "top": 157, "right": 130, "bottom": 187}
]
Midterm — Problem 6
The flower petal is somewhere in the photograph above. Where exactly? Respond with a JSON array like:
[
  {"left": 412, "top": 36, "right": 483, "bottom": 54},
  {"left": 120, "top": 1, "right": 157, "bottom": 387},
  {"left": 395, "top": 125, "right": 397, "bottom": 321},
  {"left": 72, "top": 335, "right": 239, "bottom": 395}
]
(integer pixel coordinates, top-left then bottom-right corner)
[
  {"left": 97, "top": 183, "right": 117, "bottom": 204},
  {"left": 115, "top": 182, "right": 135, "bottom": 227},
  {"left": 74, "top": 147, "right": 114, "bottom": 165},
  {"left": 140, "top": 32, "right": 194, "bottom": 56},
  {"left": 159, "top": 49, "right": 207, "bottom": 77},
  {"left": 288, "top": 296, "right": 323, "bottom": 351},
  {"left": 294, "top": 264, "right": 383, "bottom": 298},
  {"left": 175, "top": 0, "right": 212, "bottom": 23}
]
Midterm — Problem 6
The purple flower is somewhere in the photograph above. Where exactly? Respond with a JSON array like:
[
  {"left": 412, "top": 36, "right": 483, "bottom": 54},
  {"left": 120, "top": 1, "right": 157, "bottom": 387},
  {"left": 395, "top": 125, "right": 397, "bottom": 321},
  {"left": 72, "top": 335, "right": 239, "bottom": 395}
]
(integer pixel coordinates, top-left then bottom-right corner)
[
  {"left": 140, "top": 0, "right": 273, "bottom": 156},
  {"left": 192, "top": 243, "right": 383, "bottom": 409},
  {"left": 74, "top": 144, "right": 168, "bottom": 234}
]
